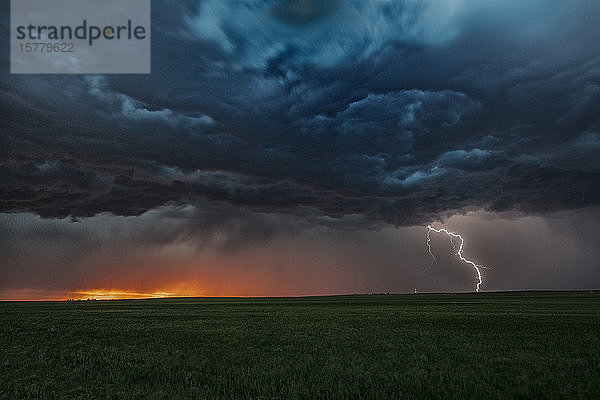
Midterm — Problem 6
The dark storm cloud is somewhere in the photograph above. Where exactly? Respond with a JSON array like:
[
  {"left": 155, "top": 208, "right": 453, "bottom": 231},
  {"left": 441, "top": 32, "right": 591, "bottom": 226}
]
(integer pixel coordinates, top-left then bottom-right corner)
[{"left": 2, "top": 0, "right": 600, "bottom": 226}]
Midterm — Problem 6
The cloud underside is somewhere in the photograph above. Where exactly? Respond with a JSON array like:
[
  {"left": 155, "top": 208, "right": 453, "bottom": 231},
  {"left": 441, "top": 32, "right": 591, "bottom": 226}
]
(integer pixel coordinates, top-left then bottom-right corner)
[{"left": 1, "top": 0, "right": 600, "bottom": 226}]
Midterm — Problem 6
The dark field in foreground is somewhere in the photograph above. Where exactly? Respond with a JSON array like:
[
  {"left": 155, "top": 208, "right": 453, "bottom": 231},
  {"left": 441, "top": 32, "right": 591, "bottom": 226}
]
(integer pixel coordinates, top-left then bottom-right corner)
[{"left": 1, "top": 292, "right": 599, "bottom": 399}]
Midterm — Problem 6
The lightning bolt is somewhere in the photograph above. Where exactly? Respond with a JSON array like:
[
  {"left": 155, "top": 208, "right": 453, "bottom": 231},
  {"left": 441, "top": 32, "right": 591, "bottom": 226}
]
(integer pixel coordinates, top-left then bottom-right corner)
[{"left": 425, "top": 225, "right": 485, "bottom": 292}]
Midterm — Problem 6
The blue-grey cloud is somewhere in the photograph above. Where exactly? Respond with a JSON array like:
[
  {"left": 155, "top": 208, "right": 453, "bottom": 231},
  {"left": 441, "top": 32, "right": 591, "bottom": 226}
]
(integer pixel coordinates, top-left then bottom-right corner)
[{"left": 1, "top": 0, "right": 600, "bottom": 226}]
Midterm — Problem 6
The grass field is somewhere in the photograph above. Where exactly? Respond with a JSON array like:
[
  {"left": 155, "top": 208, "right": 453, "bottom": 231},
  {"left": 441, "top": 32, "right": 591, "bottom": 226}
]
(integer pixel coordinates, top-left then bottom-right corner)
[{"left": 1, "top": 292, "right": 599, "bottom": 399}]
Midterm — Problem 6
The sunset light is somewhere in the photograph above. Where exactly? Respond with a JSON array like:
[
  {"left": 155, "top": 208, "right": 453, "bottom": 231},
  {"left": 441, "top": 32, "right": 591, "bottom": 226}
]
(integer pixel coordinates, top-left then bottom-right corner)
[{"left": 72, "top": 290, "right": 179, "bottom": 300}]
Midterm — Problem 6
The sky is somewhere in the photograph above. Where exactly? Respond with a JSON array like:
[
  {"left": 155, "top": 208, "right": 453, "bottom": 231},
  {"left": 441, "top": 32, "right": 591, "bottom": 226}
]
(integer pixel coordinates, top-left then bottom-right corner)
[{"left": 1, "top": 0, "right": 600, "bottom": 300}]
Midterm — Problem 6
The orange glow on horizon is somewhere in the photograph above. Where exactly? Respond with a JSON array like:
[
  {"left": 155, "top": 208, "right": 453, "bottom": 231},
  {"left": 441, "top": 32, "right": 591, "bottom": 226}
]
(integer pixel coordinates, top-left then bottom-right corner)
[
  {"left": 0, "top": 242, "right": 368, "bottom": 301},
  {"left": 4, "top": 287, "right": 223, "bottom": 301},
  {"left": 73, "top": 290, "right": 183, "bottom": 300},
  {"left": 0, "top": 287, "right": 342, "bottom": 301}
]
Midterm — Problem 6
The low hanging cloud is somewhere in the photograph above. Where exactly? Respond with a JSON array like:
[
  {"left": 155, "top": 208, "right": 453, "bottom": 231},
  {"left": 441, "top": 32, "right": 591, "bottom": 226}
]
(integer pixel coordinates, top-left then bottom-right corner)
[{"left": 1, "top": 0, "right": 600, "bottom": 227}]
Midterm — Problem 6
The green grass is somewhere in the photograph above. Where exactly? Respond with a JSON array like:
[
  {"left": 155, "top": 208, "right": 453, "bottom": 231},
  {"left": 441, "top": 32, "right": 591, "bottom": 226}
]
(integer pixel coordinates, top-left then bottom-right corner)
[{"left": 1, "top": 292, "right": 599, "bottom": 399}]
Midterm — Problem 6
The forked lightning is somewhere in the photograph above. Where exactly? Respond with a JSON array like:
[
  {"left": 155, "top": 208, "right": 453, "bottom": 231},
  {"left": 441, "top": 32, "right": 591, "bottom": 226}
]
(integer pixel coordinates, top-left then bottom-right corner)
[{"left": 426, "top": 225, "right": 485, "bottom": 292}]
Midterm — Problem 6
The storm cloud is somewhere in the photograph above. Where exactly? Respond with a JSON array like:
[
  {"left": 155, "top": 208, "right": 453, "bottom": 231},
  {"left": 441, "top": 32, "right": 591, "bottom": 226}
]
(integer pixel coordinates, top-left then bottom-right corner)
[
  {"left": 2, "top": 0, "right": 600, "bottom": 226},
  {"left": 2, "top": 1, "right": 600, "bottom": 297}
]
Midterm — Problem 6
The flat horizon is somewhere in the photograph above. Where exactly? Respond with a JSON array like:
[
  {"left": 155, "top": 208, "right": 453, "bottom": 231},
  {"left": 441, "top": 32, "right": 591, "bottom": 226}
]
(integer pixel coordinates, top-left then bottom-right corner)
[{"left": 3, "top": 288, "right": 599, "bottom": 302}]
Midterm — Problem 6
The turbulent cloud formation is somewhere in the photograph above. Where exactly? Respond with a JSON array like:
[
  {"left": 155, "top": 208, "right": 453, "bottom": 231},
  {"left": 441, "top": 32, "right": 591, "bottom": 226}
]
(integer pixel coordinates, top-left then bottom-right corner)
[{"left": 2, "top": 0, "right": 600, "bottom": 227}]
